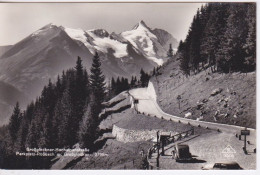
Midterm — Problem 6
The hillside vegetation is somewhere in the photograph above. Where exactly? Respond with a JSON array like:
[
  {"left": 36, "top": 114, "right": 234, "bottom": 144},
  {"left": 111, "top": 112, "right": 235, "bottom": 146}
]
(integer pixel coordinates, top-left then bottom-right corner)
[
  {"left": 150, "top": 2, "right": 256, "bottom": 129},
  {"left": 178, "top": 3, "right": 255, "bottom": 75},
  {"left": 151, "top": 59, "right": 256, "bottom": 128}
]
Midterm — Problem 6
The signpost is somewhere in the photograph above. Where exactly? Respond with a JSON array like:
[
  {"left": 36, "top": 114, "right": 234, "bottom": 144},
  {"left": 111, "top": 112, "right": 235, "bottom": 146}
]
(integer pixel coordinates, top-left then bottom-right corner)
[
  {"left": 241, "top": 129, "right": 250, "bottom": 136},
  {"left": 133, "top": 98, "right": 138, "bottom": 112},
  {"left": 156, "top": 131, "right": 160, "bottom": 168},
  {"left": 160, "top": 132, "right": 170, "bottom": 156},
  {"left": 241, "top": 128, "right": 250, "bottom": 153}
]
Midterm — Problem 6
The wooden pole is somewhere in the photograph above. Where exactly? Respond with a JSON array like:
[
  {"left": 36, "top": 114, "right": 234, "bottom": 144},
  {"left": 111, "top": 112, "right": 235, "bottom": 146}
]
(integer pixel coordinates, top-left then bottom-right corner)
[
  {"left": 156, "top": 131, "right": 160, "bottom": 167},
  {"left": 244, "top": 134, "right": 247, "bottom": 152},
  {"left": 161, "top": 137, "right": 165, "bottom": 156}
]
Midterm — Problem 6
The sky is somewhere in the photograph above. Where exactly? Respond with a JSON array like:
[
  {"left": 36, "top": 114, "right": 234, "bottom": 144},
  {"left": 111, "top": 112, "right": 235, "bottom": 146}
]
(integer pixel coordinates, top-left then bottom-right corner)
[{"left": 0, "top": 2, "right": 203, "bottom": 46}]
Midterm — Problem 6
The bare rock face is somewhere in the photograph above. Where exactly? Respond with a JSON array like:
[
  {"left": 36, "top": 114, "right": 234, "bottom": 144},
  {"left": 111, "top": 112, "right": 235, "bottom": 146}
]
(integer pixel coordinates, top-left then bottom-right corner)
[
  {"left": 109, "top": 32, "right": 128, "bottom": 43},
  {"left": 91, "top": 29, "right": 109, "bottom": 38}
]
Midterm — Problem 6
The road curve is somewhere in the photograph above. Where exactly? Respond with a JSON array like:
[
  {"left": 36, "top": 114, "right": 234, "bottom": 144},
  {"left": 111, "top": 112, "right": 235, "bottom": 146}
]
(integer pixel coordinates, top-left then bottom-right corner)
[{"left": 128, "top": 82, "right": 256, "bottom": 142}]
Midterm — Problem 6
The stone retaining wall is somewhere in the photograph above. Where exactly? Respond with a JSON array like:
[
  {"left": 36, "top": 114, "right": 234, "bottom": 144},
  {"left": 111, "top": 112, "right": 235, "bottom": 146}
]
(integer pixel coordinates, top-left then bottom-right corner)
[{"left": 112, "top": 125, "right": 177, "bottom": 143}]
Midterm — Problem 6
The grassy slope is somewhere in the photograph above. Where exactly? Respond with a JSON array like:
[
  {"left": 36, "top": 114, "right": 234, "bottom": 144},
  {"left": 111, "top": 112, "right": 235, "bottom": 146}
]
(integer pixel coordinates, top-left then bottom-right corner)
[
  {"left": 71, "top": 139, "right": 152, "bottom": 169},
  {"left": 111, "top": 108, "right": 208, "bottom": 135},
  {"left": 151, "top": 59, "right": 256, "bottom": 128}
]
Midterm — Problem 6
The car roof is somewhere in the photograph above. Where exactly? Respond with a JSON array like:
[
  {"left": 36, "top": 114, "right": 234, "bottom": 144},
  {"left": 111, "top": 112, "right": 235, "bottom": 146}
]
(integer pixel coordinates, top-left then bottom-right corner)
[
  {"left": 215, "top": 161, "right": 239, "bottom": 165},
  {"left": 177, "top": 144, "right": 189, "bottom": 148}
]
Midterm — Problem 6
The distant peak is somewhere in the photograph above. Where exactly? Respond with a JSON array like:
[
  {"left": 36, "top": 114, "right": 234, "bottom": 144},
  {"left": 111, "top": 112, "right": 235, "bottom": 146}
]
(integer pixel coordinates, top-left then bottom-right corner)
[
  {"left": 132, "top": 20, "right": 150, "bottom": 30},
  {"left": 40, "top": 23, "right": 60, "bottom": 30},
  {"left": 139, "top": 20, "right": 146, "bottom": 26}
]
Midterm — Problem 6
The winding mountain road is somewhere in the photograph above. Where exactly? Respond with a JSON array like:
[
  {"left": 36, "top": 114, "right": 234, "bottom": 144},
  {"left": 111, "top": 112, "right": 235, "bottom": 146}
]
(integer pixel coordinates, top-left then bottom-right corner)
[
  {"left": 128, "top": 82, "right": 256, "bottom": 169},
  {"left": 128, "top": 82, "right": 256, "bottom": 144}
]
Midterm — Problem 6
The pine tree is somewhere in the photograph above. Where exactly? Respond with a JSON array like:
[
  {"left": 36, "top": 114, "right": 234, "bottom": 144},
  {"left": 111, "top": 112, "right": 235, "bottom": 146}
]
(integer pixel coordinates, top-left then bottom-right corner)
[
  {"left": 140, "top": 69, "right": 149, "bottom": 87},
  {"left": 14, "top": 103, "right": 34, "bottom": 151},
  {"left": 30, "top": 97, "right": 47, "bottom": 147},
  {"left": 243, "top": 3, "right": 256, "bottom": 71},
  {"left": 179, "top": 50, "right": 190, "bottom": 76},
  {"left": 217, "top": 3, "right": 248, "bottom": 72},
  {"left": 78, "top": 94, "right": 99, "bottom": 151},
  {"left": 111, "top": 77, "right": 116, "bottom": 90},
  {"left": 71, "top": 57, "right": 88, "bottom": 144},
  {"left": 90, "top": 52, "right": 106, "bottom": 106},
  {"left": 57, "top": 88, "right": 73, "bottom": 147},
  {"left": 41, "top": 80, "right": 56, "bottom": 115},
  {"left": 61, "top": 70, "right": 67, "bottom": 90},
  {"left": 110, "top": 77, "right": 116, "bottom": 96},
  {"left": 167, "top": 44, "right": 174, "bottom": 58},
  {"left": 55, "top": 75, "right": 64, "bottom": 99},
  {"left": 121, "top": 77, "right": 128, "bottom": 91},
  {"left": 25, "top": 121, "right": 38, "bottom": 148},
  {"left": 52, "top": 100, "right": 62, "bottom": 147},
  {"left": 116, "top": 77, "right": 121, "bottom": 94},
  {"left": 179, "top": 28, "right": 192, "bottom": 76},
  {"left": 14, "top": 116, "right": 29, "bottom": 152},
  {"left": 130, "top": 76, "right": 136, "bottom": 87},
  {"left": 24, "top": 102, "right": 35, "bottom": 122},
  {"left": 38, "top": 114, "right": 52, "bottom": 148},
  {"left": 189, "top": 12, "right": 201, "bottom": 73},
  {"left": 83, "top": 69, "right": 90, "bottom": 96},
  {"left": 8, "top": 102, "right": 21, "bottom": 142},
  {"left": 202, "top": 3, "right": 227, "bottom": 72}
]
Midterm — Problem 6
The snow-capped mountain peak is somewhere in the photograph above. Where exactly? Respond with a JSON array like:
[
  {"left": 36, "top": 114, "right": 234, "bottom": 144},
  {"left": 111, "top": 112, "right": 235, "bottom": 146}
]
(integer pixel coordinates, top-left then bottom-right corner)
[
  {"left": 41, "top": 23, "right": 59, "bottom": 29},
  {"left": 121, "top": 20, "right": 163, "bottom": 65},
  {"left": 63, "top": 20, "right": 178, "bottom": 66},
  {"left": 132, "top": 20, "right": 150, "bottom": 30},
  {"left": 30, "top": 23, "right": 64, "bottom": 38}
]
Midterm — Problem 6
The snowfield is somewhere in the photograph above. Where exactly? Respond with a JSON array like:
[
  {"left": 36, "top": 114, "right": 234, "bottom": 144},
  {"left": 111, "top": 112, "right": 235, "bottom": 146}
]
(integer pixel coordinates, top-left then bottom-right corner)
[
  {"left": 87, "top": 31, "right": 128, "bottom": 58},
  {"left": 65, "top": 27, "right": 128, "bottom": 58},
  {"left": 64, "top": 27, "right": 91, "bottom": 49},
  {"left": 64, "top": 21, "right": 172, "bottom": 66}
]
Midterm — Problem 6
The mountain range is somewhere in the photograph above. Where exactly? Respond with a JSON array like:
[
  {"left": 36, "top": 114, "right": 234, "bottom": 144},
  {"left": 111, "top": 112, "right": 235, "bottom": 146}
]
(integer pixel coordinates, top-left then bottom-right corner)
[{"left": 0, "top": 20, "right": 178, "bottom": 126}]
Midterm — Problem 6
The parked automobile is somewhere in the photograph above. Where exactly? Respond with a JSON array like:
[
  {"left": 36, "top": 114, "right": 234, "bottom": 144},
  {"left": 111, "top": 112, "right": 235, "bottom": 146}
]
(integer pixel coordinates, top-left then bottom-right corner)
[
  {"left": 171, "top": 144, "right": 192, "bottom": 162},
  {"left": 201, "top": 161, "right": 243, "bottom": 170}
]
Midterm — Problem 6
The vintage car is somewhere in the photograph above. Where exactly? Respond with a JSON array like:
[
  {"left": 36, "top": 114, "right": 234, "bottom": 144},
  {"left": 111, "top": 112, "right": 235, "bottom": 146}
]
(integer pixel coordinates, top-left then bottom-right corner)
[
  {"left": 201, "top": 161, "right": 243, "bottom": 170},
  {"left": 171, "top": 144, "right": 192, "bottom": 162}
]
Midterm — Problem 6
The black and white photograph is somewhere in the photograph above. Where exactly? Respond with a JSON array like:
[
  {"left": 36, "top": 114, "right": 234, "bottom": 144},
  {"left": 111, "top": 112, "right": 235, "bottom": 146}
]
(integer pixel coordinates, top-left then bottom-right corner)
[{"left": 0, "top": 1, "right": 257, "bottom": 171}]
